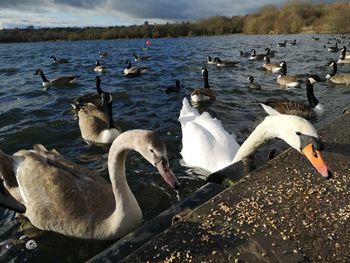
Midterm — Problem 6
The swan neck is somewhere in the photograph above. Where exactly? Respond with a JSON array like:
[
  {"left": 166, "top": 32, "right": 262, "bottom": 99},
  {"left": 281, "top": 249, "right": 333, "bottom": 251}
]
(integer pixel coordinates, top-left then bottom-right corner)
[{"left": 233, "top": 119, "right": 273, "bottom": 163}]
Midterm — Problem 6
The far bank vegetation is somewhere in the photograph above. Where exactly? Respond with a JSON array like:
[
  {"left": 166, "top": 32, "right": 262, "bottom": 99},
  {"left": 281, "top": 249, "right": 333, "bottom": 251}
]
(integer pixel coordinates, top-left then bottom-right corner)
[{"left": 1, "top": 1, "right": 349, "bottom": 43}]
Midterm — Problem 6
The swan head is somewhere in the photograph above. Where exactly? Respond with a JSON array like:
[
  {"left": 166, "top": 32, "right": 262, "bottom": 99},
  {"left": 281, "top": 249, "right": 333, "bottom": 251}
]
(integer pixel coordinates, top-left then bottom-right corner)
[
  {"left": 137, "top": 131, "right": 179, "bottom": 190},
  {"left": 267, "top": 115, "right": 332, "bottom": 179}
]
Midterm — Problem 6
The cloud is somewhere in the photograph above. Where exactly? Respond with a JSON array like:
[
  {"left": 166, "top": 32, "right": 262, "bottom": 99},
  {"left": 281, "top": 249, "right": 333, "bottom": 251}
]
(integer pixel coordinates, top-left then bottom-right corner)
[{"left": 0, "top": 0, "right": 311, "bottom": 28}]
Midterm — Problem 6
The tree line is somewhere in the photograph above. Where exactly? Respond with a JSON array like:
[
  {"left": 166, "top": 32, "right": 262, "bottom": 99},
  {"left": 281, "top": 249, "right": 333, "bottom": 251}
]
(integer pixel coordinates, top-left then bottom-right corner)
[{"left": 0, "top": 1, "right": 349, "bottom": 43}]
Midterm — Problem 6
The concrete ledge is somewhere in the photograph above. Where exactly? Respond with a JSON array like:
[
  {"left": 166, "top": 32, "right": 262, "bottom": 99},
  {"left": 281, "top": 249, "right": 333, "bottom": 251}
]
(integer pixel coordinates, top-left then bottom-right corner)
[
  {"left": 112, "top": 107, "right": 350, "bottom": 262},
  {"left": 88, "top": 182, "right": 225, "bottom": 262}
]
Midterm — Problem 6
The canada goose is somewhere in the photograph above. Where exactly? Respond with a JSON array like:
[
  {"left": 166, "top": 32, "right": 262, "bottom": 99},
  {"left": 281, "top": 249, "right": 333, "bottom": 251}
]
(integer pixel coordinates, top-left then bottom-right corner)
[
  {"left": 288, "top": 40, "right": 297, "bottom": 46},
  {"left": 73, "top": 98, "right": 122, "bottom": 144},
  {"left": 206, "top": 55, "right": 217, "bottom": 64},
  {"left": 337, "top": 46, "right": 350, "bottom": 64},
  {"left": 34, "top": 69, "right": 79, "bottom": 88},
  {"left": 249, "top": 49, "right": 266, "bottom": 60},
  {"left": 165, "top": 80, "right": 181, "bottom": 93},
  {"left": 191, "top": 68, "right": 215, "bottom": 103},
  {"left": 133, "top": 53, "right": 151, "bottom": 62},
  {"left": 277, "top": 61, "right": 302, "bottom": 88},
  {"left": 94, "top": 60, "right": 107, "bottom": 73},
  {"left": 312, "top": 36, "right": 319, "bottom": 41},
  {"left": 240, "top": 51, "right": 250, "bottom": 57},
  {"left": 262, "top": 56, "right": 281, "bottom": 73},
  {"left": 99, "top": 51, "right": 108, "bottom": 58},
  {"left": 179, "top": 98, "right": 331, "bottom": 178},
  {"left": 0, "top": 130, "right": 179, "bottom": 239},
  {"left": 50, "top": 55, "right": 70, "bottom": 64},
  {"left": 326, "top": 60, "right": 350, "bottom": 85},
  {"left": 247, "top": 76, "right": 262, "bottom": 90},
  {"left": 328, "top": 42, "right": 339, "bottom": 52},
  {"left": 278, "top": 40, "right": 287, "bottom": 47},
  {"left": 261, "top": 75, "right": 324, "bottom": 119},
  {"left": 124, "top": 60, "right": 148, "bottom": 76},
  {"left": 71, "top": 76, "right": 110, "bottom": 113},
  {"left": 265, "top": 48, "right": 276, "bottom": 57},
  {"left": 214, "top": 57, "right": 239, "bottom": 67}
]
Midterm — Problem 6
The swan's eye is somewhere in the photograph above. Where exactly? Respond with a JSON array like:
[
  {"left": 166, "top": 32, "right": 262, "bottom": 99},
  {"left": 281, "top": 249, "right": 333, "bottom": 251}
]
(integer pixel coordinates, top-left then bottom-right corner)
[
  {"left": 150, "top": 149, "right": 154, "bottom": 153},
  {"left": 312, "top": 144, "right": 318, "bottom": 158},
  {"left": 296, "top": 132, "right": 301, "bottom": 136}
]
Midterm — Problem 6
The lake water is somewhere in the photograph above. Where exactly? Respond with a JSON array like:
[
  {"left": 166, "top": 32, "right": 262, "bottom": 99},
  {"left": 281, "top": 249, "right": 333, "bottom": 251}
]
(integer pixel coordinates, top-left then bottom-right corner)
[{"left": 0, "top": 34, "right": 349, "bottom": 262}]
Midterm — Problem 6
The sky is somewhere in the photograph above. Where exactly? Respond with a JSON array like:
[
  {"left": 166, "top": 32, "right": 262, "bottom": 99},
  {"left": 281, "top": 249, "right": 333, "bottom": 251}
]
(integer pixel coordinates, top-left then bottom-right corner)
[{"left": 0, "top": 0, "right": 333, "bottom": 29}]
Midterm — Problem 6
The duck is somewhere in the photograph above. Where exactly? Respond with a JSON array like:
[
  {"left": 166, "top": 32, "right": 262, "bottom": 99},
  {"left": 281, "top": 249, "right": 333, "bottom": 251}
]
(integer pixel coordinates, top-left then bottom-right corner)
[
  {"left": 165, "top": 80, "right": 181, "bottom": 93},
  {"left": 262, "top": 56, "right": 281, "bottom": 73},
  {"left": 206, "top": 55, "right": 217, "bottom": 64},
  {"left": 277, "top": 61, "right": 302, "bottom": 88},
  {"left": 178, "top": 98, "right": 331, "bottom": 178},
  {"left": 94, "top": 60, "right": 107, "bottom": 73},
  {"left": 247, "top": 76, "right": 262, "bottom": 90},
  {"left": 133, "top": 53, "right": 151, "bottom": 62},
  {"left": 72, "top": 97, "right": 122, "bottom": 144},
  {"left": 71, "top": 76, "right": 110, "bottom": 113},
  {"left": 34, "top": 69, "right": 79, "bottom": 88},
  {"left": 191, "top": 68, "right": 216, "bottom": 103},
  {"left": 214, "top": 57, "right": 239, "bottom": 67},
  {"left": 326, "top": 60, "right": 350, "bottom": 85},
  {"left": 260, "top": 75, "right": 324, "bottom": 119},
  {"left": 277, "top": 40, "right": 287, "bottom": 47},
  {"left": 337, "top": 46, "right": 350, "bottom": 64},
  {"left": 328, "top": 42, "right": 339, "bottom": 52},
  {"left": 0, "top": 130, "right": 179, "bottom": 240},
  {"left": 249, "top": 49, "right": 266, "bottom": 60},
  {"left": 288, "top": 40, "right": 297, "bottom": 46},
  {"left": 124, "top": 60, "right": 148, "bottom": 76},
  {"left": 99, "top": 51, "right": 108, "bottom": 58},
  {"left": 50, "top": 55, "right": 70, "bottom": 64}
]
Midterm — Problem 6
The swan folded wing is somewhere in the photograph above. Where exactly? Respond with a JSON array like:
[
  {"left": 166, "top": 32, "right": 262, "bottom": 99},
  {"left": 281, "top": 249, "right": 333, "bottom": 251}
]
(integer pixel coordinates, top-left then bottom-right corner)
[
  {"left": 14, "top": 148, "right": 114, "bottom": 234},
  {"left": 179, "top": 98, "right": 200, "bottom": 121},
  {"left": 181, "top": 113, "right": 239, "bottom": 173}
]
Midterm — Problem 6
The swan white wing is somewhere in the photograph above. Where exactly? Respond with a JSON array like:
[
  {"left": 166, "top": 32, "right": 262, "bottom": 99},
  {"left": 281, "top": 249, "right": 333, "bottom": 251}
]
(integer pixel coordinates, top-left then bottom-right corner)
[{"left": 180, "top": 111, "right": 239, "bottom": 173}]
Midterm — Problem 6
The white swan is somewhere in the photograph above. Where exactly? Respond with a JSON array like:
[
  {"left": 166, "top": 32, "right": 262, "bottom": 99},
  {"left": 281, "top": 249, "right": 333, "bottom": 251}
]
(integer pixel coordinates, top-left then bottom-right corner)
[
  {"left": 0, "top": 130, "right": 179, "bottom": 240},
  {"left": 179, "top": 98, "right": 331, "bottom": 178}
]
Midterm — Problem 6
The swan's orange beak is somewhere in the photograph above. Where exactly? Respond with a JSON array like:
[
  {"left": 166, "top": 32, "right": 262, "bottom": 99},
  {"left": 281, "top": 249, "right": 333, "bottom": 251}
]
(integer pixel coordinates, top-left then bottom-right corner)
[
  {"left": 302, "top": 143, "right": 332, "bottom": 179},
  {"left": 156, "top": 160, "right": 179, "bottom": 190}
]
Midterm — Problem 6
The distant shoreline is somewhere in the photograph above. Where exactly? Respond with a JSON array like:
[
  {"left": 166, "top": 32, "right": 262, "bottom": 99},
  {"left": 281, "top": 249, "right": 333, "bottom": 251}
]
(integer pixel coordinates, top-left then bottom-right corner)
[{"left": 1, "top": 1, "right": 349, "bottom": 44}]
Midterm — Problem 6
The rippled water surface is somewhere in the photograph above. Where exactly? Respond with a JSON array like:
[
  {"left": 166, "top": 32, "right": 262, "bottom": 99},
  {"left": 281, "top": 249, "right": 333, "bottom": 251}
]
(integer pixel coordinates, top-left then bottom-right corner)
[{"left": 0, "top": 34, "right": 349, "bottom": 262}]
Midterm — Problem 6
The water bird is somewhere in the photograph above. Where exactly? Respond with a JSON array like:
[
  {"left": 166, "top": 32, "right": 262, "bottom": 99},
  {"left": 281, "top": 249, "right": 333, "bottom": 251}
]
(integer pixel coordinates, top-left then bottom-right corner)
[
  {"left": 165, "top": 80, "right": 181, "bottom": 93},
  {"left": 262, "top": 56, "right": 281, "bottom": 73},
  {"left": 50, "top": 55, "right": 70, "bottom": 64},
  {"left": 240, "top": 51, "right": 250, "bottom": 57},
  {"left": 328, "top": 42, "right": 339, "bottom": 53},
  {"left": 277, "top": 61, "right": 302, "bottom": 88},
  {"left": 326, "top": 60, "right": 350, "bottom": 85},
  {"left": 337, "top": 46, "right": 350, "bottom": 64},
  {"left": 312, "top": 36, "right": 319, "bottom": 41},
  {"left": 72, "top": 97, "right": 122, "bottom": 145},
  {"left": 265, "top": 48, "right": 276, "bottom": 57},
  {"left": 99, "top": 51, "right": 108, "bottom": 58},
  {"left": 214, "top": 57, "right": 239, "bottom": 67},
  {"left": 133, "top": 53, "right": 151, "bottom": 62},
  {"left": 206, "top": 55, "right": 217, "bottom": 65},
  {"left": 178, "top": 98, "right": 331, "bottom": 178},
  {"left": 124, "top": 60, "right": 148, "bottom": 76},
  {"left": 71, "top": 76, "right": 110, "bottom": 113},
  {"left": 0, "top": 130, "right": 179, "bottom": 240},
  {"left": 191, "top": 68, "right": 215, "bottom": 103},
  {"left": 277, "top": 40, "right": 287, "bottom": 47},
  {"left": 288, "top": 40, "right": 297, "bottom": 46},
  {"left": 34, "top": 69, "right": 79, "bottom": 88},
  {"left": 247, "top": 76, "right": 262, "bottom": 90},
  {"left": 94, "top": 60, "right": 107, "bottom": 73},
  {"left": 249, "top": 49, "right": 266, "bottom": 60},
  {"left": 260, "top": 75, "right": 324, "bottom": 119}
]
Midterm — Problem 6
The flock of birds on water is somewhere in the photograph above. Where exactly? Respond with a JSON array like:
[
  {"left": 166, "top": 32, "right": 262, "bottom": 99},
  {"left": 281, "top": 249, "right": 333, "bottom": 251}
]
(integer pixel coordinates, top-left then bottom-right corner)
[{"left": 1, "top": 34, "right": 350, "bottom": 241}]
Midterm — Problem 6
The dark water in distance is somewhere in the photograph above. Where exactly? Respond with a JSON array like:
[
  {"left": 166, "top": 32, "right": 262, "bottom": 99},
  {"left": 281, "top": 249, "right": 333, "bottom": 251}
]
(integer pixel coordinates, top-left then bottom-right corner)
[{"left": 0, "top": 34, "right": 349, "bottom": 262}]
